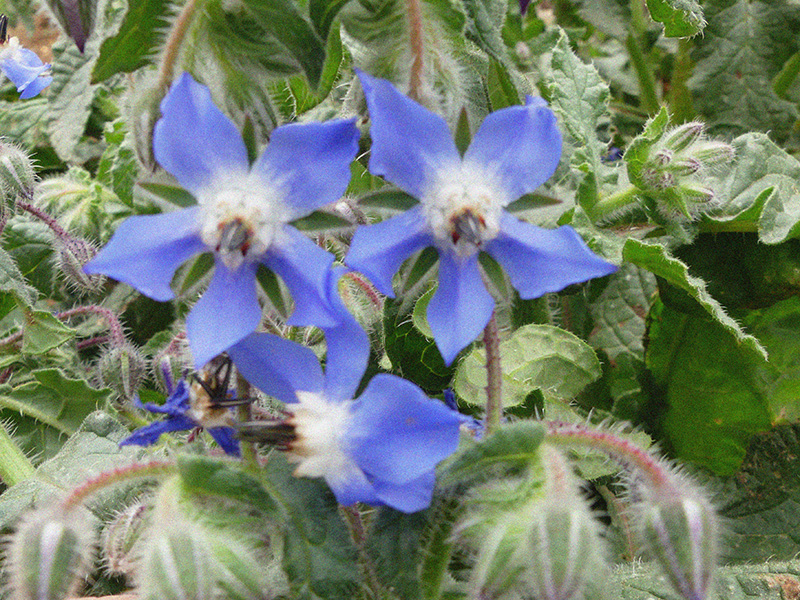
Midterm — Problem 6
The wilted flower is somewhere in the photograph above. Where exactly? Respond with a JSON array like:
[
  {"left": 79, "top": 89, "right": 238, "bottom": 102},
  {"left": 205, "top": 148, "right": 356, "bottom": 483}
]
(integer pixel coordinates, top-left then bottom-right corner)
[
  {"left": 346, "top": 72, "right": 616, "bottom": 364},
  {"left": 0, "top": 36, "right": 52, "bottom": 98},
  {"left": 85, "top": 73, "right": 359, "bottom": 367}
]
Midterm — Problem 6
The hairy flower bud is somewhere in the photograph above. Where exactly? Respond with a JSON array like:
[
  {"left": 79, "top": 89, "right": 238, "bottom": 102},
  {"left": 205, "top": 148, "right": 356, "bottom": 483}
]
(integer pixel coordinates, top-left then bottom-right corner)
[
  {"left": 0, "top": 140, "right": 36, "bottom": 204},
  {"left": 662, "top": 122, "right": 704, "bottom": 153},
  {"left": 8, "top": 509, "right": 93, "bottom": 600},
  {"left": 102, "top": 501, "right": 151, "bottom": 579},
  {"left": 57, "top": 236, "right": 105, "bottom": 294},
  {"left": 634, "top": 483, "right": 718, "bottom": 600},
  {"left": 97, "top": 344, "right": 147, "bottom": 403},
  {"left": 690, "top": 141, "right": 735, "bottom": 168},
  {"left": 138, "top": 526, "right": 214, "bottom": 600}
]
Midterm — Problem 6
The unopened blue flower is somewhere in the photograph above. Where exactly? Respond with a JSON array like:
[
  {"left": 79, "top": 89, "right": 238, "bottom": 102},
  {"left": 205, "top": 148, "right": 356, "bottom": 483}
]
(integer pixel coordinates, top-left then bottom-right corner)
[
  {"left": 0, "top": 37, "right": 52, "bottom": 98},
  {"left": 346, "top": 72, "right": 617, "bottom": 365},
  {"left": 85, "top": 73, "right": 359, "bottom": 367},
  {"left": 120, "top": 378, "right": 240, "bottom": 456},
  {"left": 229, "top": 270, "right": 462, "bottom": 513}
]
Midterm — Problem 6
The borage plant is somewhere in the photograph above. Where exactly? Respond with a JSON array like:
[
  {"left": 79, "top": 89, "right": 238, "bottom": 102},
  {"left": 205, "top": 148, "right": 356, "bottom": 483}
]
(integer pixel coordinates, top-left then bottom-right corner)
[{"left": 1, "top": 0, "right": 800, "bottom": 599}]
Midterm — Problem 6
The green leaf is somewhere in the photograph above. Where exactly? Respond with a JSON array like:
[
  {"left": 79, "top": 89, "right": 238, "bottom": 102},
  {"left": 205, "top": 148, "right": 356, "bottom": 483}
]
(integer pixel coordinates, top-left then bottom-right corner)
[
  {"left": 177, "top": 455, "right": 277, "bottom": 514},
  {"left": 310, "top": 0, "right": 354, "bottom": 41},
  {"left": 0, "top": 371, "right": 112, "bottom": 464},
  {"left": 0, "top": 98, "right": 50, "bottom": 149},
  {"left": 0, "top": 411, "right": 143, "bottom": 531},
  {"left": 17, "top": 304, "right": 76, "bottom": 355},
  {"left": 644, "top": 0, "right": 704, "bottom": 37},
  {"left": 688, "top": 0, "right": 800, "bottom": 142},
  {"left": 136, "top": 182, "right": 197, "bottom": 209},
  {"left": 96, "top": 119, "right": 140, "bottom": 206},
  {"left": 3, "top": 218, "right": 56, "bottom": 298},
  {"left": 624, "top": 107, "right": 669, "bottom": 189},
  {"left": 92, "top": 0, "right": 171, "bottom": 82},
  {"left": 454, "top": 324, "right": 602, "bottom": 408},
  {"left": 357, "top": 188, "right": 419, "bottom": 212},
  {"left": 487, "top": 57, "right": 520, "bottom": 110},
  {"left": 623, "top": 238, "right": 767, "bottom": 360},
  {"left": 241, "top": 0, "right": 327, "bottom": 90},
  {"left": 0, "top": 420, "right": 36, "bottom": 486},
  {"left": 48, "top": 39, "right": 101, "bottom": 163},
  {"left": 462, "top": 0, "right": 508, "bottom": 61},
  {"left": 257, "top": 455, "right": 359, "bottom": 600},
  {"left": 705, "top": 134, "right": 800, "bottom": 245},
  {"left": 0, "top": 247, "right": 37, "bottom": 317},
  {"left": 440, "top": 421, "right": 545, "bottom": 486},
  {"left": 646, "top": 300, "right": 771, "bottom": 475},
  {"left": 589, "top": 262, "right": 657, "bottom": 360},
  {"left": 291, "top": 210, "right": 353, "bottom": 232}
]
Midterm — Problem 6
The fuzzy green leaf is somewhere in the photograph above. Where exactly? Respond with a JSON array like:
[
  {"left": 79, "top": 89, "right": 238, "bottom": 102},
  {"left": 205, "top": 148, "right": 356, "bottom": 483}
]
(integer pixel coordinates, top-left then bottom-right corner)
[
  {"left": 645, "top": 0, "right": 704, "bottom": 37},
  {"left": 688, "top": 0, "right": 800, "bottom": 142},
  {"left": 96, "top": 119, "right": 140, "bottom": 206},
  {"left": 623, "top": 238, "right": 767, "bottom": 359},
  {"left": 454, "top": 324, "right": 602, "bottom": 408},
  {"left": 92, "top": 0, "right": 171, "bottom": 82},
  {"left": 18, "top": 305, "right": 76, "bottom": 355}
]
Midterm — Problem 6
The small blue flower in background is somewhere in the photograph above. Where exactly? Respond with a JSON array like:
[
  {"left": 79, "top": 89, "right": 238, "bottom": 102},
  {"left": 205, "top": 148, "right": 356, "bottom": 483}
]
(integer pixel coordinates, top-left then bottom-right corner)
[
  {"left": 346, "top": 72, "right": 617, "bottom": 365},
  {"left": 85, "top": 73, "right": 360, "bottom": 367},
  {"left": 0, "top": 36, "right": 52, "bottom": 99},
  {"left": 229, "top": 269, "right": 463, "bottom": 513},
  {"left": 120, "top": 363, "right": 240, "bottom": 456}
]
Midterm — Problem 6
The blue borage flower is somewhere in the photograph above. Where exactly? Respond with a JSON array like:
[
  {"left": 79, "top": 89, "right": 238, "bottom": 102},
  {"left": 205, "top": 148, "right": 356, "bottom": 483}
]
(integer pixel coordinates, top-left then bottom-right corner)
[
  {"left": 0, "top": 36, "right": 52, "bottom": 99},
  {"left": 229, "top": 269, "right": 463, "bottom": 513},
  {"left": 120, "top": 372, "right": 240, "bottom": 457},
  {"left": 346, "top": 72, "right": 617, "bottom": 365},
  {"left": 85, "top": 73, "right": 360, "bottom": 367}
]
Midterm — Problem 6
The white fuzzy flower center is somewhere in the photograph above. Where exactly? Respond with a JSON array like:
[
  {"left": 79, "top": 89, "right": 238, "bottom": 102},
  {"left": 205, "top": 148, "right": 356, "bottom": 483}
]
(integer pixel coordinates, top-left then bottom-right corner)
[
  {"left": 288, "top": 391, "right": 356, "bottom": 481},
  {"left": 197, "top": 170, "right": 290, "bottom": 271},
  {"left": 421, "top": 161, "right": 508, "bottom": 257},
  {"left": 0, "top": 37, "right": 22, "bottom": 60}
]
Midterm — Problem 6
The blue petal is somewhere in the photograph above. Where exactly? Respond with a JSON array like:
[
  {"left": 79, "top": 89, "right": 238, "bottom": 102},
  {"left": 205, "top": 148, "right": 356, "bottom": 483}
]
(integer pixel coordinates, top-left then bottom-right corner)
[
  {"left": 138, "top": 380, "right": 191, "bottom": 416},
  {"left": 254, "top": 119, "right": 360, "bottom": 219},
  {"left": 345, "top": 206, "right": 433, "bottom": 297},
  {"left": 186, "top": 260, "right": 262, "bottom": 368},
  {"left": 263, "top": 226, "right": 338, "bottom": 327},
  {"left": 358, "top": 71, "right": 460, "bottom": 198},
  {"left": 84, "top": 208, "right": 205, "bottom": 301},
  {"left": 350, "top": 374, "right": 461, "bottom": 483},
  {"left": 119, "top": 414, "right": 197, "bottom": 447},
  {"left": 325, "top": 463, "right": 381, "bottom": 507},
  {"left": 19, "top": 74, "right": 52, "bottom": 99},
  {"left": 427, "top": 252, "right": 495, "bottom": 365},
  {"left": 229, "top": 333, "right": 324, "bottom": 404},
  {"left": 463, "top": 96, "right": 562, "bottom": 203},
  {"left": 484, "top": 213, "right": 617, "bottom": 299},
  {"left": 323, "top": 268, "right": 370, "bottom": 403},
  {"left": 1, "top": 48, "right": 47, "bottom": 88},
  {"left": 208, "top": 427, "right": 241, "bottom": 456},
  {"left": 153, "top": 73, "right": 249, "bottom": 196},
  {"left": 372, "top": 471, "right": 437, "bottom": 513}
]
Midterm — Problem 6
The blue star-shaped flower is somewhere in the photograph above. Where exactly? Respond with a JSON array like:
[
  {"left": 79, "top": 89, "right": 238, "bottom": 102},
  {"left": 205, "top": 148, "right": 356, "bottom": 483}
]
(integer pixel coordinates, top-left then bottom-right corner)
[
  {"left": 85, "top": 73, "right": 360, "bottom": 367},
  {"left": 346, "top": 72, "right": 617, "bottom": 365},
  {"left": 120, "top": 378, "right": 240, "bottom": 457},
  {"left": 229, "top": 269, "right": 463, "bottom": 513},
  {"left": 0, "top": 36, "right": 52, "bottom": 99}
]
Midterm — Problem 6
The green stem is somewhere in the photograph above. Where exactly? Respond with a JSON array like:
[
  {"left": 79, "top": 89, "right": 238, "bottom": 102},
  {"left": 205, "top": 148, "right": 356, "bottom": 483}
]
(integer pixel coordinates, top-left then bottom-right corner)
[
  {"left": 157, "top": 0, "right": 202, "bottom": 90},
  {"left": 0, "top": 421, "right": 35, "bottom": 486},
  {"left": 588, "top": 185, "right": 642, "bottom": 222},
  {"left": 236, "top": 372, "right": 259, "bottom": 473},
  {"left": 667, "top": 38, "right": 695, "bottom": 122},
  {"left": 773, "top": 51, "right": 800, "bottom": 99},
  {"left": 483, "top": 313, "right": 503, "bottom": 435},
  {"left": 626, "top": 0, "right": 660, "bottom": 115},
  {"left": 406, "top": 0, "right": 425, "bottom": 102},
  {"left": 340, "top": 505, "right": 383, "bottom": 599}
]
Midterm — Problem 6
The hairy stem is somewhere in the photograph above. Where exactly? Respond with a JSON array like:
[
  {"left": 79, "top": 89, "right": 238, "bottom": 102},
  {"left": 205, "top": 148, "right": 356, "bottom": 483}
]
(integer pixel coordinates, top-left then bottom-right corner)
[
  {"left": 58, "top": 305, "right": 127, "bottom": 347},
  {"left": 16, "top": 198, "right": 71, "bottom": 242},
  {"left": 406, "top": 0, "right": 425, "bottom": 102},
  {"left": 340, "top": 505, "right": 383, "bottom": 598},
  {"left": 483, "top": 313, "right": 503, "bottom": 434},
  {"left": 589, "top": 185, "right": 642, "bottom": 222},
  {"left": 61, "top": 460, "right": 177, "bottom": 511},
  {"left": 157, "top": 0, "right": 202, "bottom": 89}
]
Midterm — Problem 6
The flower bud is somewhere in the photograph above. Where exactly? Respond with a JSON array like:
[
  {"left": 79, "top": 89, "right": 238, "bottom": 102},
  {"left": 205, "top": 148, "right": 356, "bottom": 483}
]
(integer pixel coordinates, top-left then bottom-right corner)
[
  {"left": 8, "top": 509, "right": 93, "bottom": 600},
  {"left": 102, "top": 501, "right": 151, "bottom": 579},
  {"left": 635, "top": 485, "right": 718, "bottom": 600},
  {"left": 97, "top": 344, "right": 147, "bottom": 403},
  {"left": 0, "top": 140, "right": 36, "bottom": 204},
  {"left": 690, "top": 141, "right": 735, "bottom": 168},
  {"left": 662, "top": 122, "right": 704, "bottom": 153},
  {"left": 138, "top": 526, "right": 214, "bottom": 600},
  {"left": 679, "top": 182, "right": 716, "bottom": 205},
  {"left": 57, "top": 236, "right": 105, "bottom": 295},
  {"left": 667, "top": 158, "right": 702, "bottom": 177}
]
